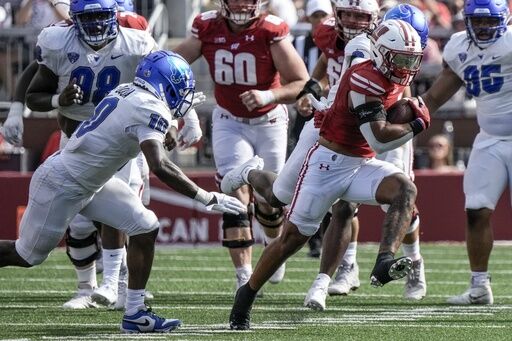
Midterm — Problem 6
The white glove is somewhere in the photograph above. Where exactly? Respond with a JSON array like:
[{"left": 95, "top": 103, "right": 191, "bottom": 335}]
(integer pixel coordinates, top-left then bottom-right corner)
[
  {"left": 206, "top": 192, "right": 247, "bottom": 215},
  {"left": 1, "top": 101, "right": 24, "bottom": 146},
  {"left": 307, "top": 94, "right": 329, "bottom": 111},
  {"left": 192, "top": 91, "right": 206, "bottom": 109},
  {"left": 178, "top": 108, "right": 202, "bottom": 149}
]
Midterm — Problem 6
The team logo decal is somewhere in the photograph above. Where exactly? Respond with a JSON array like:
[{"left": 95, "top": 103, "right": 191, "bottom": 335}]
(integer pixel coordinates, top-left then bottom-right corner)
[
  {"left": 458, "top": 53, "right": 467, "bottom": 63},
  {"left": 67, "top": 52, "right": 80, "bottom": 64}
]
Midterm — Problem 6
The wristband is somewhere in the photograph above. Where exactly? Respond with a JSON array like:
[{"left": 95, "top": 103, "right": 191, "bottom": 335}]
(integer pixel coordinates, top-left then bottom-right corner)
[
  {"left": 9, "top": 101, "right": 24, "bottom": 117},
  {"left": 51, "top": 94, "right": 60, "bottom": 109},
  {"left": 183, "top": 108, "right": 200, "bottom": 124},
  {"left": 194, "top": 188, "right": 214, "bottom": 205},
  {"left": 409, "top": 118, "right": 425, "bottom": 136},
  {"left": 258, "top": 90, "right": 275, "bottom": 106}
]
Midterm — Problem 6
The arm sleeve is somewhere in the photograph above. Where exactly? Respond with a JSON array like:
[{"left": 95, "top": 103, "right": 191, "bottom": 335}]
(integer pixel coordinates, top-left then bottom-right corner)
[{"left": 359, "top": 123, "right": 414, "bottom": 154}]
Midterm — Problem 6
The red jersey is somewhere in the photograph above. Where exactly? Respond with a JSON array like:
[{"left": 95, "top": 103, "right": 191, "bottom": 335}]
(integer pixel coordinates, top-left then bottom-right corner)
[
  {"left": 320, "top": 60, "right": 406, "bottom": 158},
  {"left": 313, "top": 17, "right": 346, "bottom": 87},
  {"left": 117, "top": 11, "right": 149, "bottom": 31},
  {"left": 192, "top": 11, "right": 289, "bottom": 118}
]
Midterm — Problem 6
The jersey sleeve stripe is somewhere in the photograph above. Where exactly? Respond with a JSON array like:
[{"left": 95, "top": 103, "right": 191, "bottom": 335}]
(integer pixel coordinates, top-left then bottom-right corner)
[
  {"left": 272, "top": 34, "right": 289, "bottom": 42},
  {"left": 191, "top": 27, "right": 198, "bottom": 33},
  {"left": 350, "top": 77, "right": 382, "bottom": 95},
  {"left": 191, "top": 32, "right": 199, "bottom": 38},
  {"left": 351, "top": 72, "right": 386, "bottom": 93}
]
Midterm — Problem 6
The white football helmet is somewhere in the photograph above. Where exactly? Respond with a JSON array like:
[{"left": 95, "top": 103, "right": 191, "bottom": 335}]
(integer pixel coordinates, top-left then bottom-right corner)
[
  {"left": 332, "top": 0, "right": 379, "bottom": 40},
  {"left": 220, "top": 0, "right": 267, "bottom": 25},
  {"left": 370, "top": 19, "right": 423, "bottom": 86}
]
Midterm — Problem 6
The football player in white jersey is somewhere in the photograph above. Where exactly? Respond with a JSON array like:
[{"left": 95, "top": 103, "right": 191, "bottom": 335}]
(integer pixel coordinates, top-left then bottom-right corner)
[
  {"left": 420, "top": 0, "right": 512, "bottom": 305},
  {"left": 0, "top": 50, "right": 246, "bottom": 333},
  {"left": 24, "top": 0, "right": 159, "bottom": 309}
]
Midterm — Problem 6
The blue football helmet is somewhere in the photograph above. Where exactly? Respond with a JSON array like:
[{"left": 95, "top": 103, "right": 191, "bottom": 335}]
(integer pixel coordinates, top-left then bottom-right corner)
[
  {"left": 383, "top": 4, "right": 429, "bottom": 50},
  {"left": 116, "top": 0, "right": 134, "bottom": 12},
  {"left": 70, "top": 0, "right": 118, "bottom": 47},
  {"left": 134, "top": 51, "right": 196, "bottom": 119},
  {"left": 464, "top": 0, "right": 509, "bottom": 48}
]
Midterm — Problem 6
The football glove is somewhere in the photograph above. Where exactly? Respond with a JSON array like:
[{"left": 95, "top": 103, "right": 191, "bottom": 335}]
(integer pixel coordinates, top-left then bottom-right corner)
[
  {"left": 178, "top": 108, "right": 202, "bottom": 149},
  {"left": 407, "top": 96, "right": 431, "bottom": 136},
  {"left": 206, "top": 192, "right": 247, "bottom": 215},
  {"left": 1, "top": 101, "right": 24, "bottom": 146}
]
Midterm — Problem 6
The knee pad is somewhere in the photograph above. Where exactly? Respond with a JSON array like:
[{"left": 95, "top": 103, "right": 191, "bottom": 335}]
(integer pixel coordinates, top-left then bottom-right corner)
[
  {"left": 406, "top": 213, "right": 420, "bottom": 234},
  {"left": 254, "top": 202, "right": 284, "bottom": 229},
  {"left": 222, "top": 212, "right": 254, "bottom": 248},
  {"left": 65, "top": 228, "right": 101, "bottom": 267}
]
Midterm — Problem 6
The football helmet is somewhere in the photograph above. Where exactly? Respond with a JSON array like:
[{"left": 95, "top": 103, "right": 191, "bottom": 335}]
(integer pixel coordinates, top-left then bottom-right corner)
[
  {"left": 464, "top": 0, "right": 509, "bottom": 48},
  {"left": 116, "top": 0, "right": 134, "bottom": 12},
  {"left": 219, "top": 0, "right": 265, "bottom": 25},
  {"left": 70, "top": 0, "right": 118, "bottom": 47},
  {"left": 332, "top": 0, "right": 379, "bottom": 40},
  {"left": 134, "top": 51, "right": 196, "bottom": 119},
  {"left": 383, "top": 4, "right": 429, "bottom": 49},
  {"left": 370, "top": 19, "right": 423, "bottom": 86}
]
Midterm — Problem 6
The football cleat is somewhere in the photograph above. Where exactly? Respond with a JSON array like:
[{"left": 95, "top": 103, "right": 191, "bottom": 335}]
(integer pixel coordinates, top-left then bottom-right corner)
[
  {"left": 62, "top": 289, "right": 99, "bottom": 309},
  {"left": 121, "top": 307, "right": 181, "bottom": 333},
  {"left": 229, "top": 285, "right": 254, "bottom": 330},
  {"left": 370, "top": 256, "right": 412, "bottom": 287},
  {"left": 404, "top": 257, "right": 427, "bottom": 300},
  {"left": 92, "top": 283, "right": 118, "bottom": 306},
  {"left": 269, "top": 263, "right": 286, "bottom": 284},
  {"left": 447, "top": 278, "right": 493, "bottom": 305},
  {"left": 220, "top": 156, "right": 264, "bottom": 194},
  {"left": 304, "top": 285, "right": 327, "bottom": 311},
  {"left": 328, "top": 261, "right": 360, "bottom": 296}
]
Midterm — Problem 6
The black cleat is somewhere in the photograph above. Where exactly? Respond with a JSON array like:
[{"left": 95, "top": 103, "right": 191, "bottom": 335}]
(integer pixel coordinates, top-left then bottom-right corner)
[
  {"left": 370, "top": 256, "right": 412, "bottom": 287},
  {"left": 229, "top": 284, "right": 256, "bottom": 330}
]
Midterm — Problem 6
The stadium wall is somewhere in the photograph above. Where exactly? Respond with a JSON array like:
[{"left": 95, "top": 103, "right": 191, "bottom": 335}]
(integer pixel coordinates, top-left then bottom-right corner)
[{"left": 0, "top": 170, "right": 510, "bottom": 243}]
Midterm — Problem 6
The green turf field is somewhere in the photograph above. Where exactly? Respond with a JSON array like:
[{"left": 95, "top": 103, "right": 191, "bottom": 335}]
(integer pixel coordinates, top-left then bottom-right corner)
[{"left": 1, "top": 243, "right": 512, "bottom": 340}]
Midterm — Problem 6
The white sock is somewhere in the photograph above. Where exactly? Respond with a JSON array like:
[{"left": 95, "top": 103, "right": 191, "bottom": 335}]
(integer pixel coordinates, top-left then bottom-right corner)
[
  {"left": 75, "top": 262, "right": 97, "bottom": 291},
  {"left": 125, "top": 289, "right": 145, "bottom": 315},
  {"left": 401, "top": 240, "right": 421, "bottom": 262},
  {"left": 471, "top": 271, "right": 490, "bottom": 287},
  {"left": 101, "top": 248, "right": 125, "bottom": 286},
  {"left": 236, "top": 264, "right": 253, "bottom": 279},
  {"left": 313, "top": 273, "right": 331, "bottom": 288},
  {"left": 342, "top": 242, "right": 357, "bottom": 265}
]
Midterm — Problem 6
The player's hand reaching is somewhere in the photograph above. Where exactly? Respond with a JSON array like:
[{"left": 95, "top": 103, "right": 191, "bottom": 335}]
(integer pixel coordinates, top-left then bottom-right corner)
[
  {"left": 58, "top": 78, "right": 84, "bottom": 106},
  {"left": 164, "top": 126, "right": 178, "bottom": 151},
  {"left": 296, "top": 96, "right": 313, "bottom": 117},
  {"left": 1, "top": 101, "right": 24, "bottom": 146},
  {"left": 178, "top": 108, "right": 202, "bottom": 149},
  {"left": 205, "top": 192, "right": 247, "bottom": 215},
  {"left": 240, "top": 90, "right": 275, "bottom": 112},
  {"left": 191, "top": 91, "right": 206, "bottom": 109}
]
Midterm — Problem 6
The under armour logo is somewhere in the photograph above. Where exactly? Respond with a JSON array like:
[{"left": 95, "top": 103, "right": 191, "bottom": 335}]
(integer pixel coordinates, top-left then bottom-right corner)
[
  {"left": 245, "top": 35, "right": 255, "bottom": 41},
  {"left": 319, "top": 163, "right": 330, "bottom": 170},
  {"left": 220, "top": 113, "right": 229, "bottom": 119}
]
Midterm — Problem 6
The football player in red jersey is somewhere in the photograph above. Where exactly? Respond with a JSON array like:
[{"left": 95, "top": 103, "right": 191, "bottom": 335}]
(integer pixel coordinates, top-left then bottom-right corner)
[
  {"left": 174, "top": 0, "right": 309, "bottom": 292},
  {"left": 228, "top": 19, "right": 430, "bottom": 330}
]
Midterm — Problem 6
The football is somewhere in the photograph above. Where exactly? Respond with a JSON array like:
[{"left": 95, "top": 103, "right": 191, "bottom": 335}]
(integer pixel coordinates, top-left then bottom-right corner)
[{"left": 386, "top": 98, "right": 415, "bottom": 124}]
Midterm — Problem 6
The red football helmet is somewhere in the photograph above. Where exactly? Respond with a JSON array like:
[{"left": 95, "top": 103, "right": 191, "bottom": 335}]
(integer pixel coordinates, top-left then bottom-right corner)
[{"left": 220, "top": 0, "right": 265, "bottom": 25}]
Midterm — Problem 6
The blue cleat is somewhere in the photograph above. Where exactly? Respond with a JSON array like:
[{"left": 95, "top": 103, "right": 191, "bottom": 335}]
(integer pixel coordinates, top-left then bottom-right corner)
[{"left": 121, "top": 307, "right": 181, "bottom": 333}]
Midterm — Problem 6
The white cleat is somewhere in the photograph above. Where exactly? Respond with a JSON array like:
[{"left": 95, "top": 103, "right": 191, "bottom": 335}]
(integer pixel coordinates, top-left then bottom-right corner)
[
  {"left": 92, "top": 283, "right": 118, "bottom": 306},
  {"left": 113, "top": 280, "right": 127, "bottom": 310},
  {"left": 404, "top": 258, "right": 427, "bottom": 300},
  {"left": 304, "top": 285, "right": 327, "bottom": 311},
  {"left": 220, "top": 156, "right": 264, "bottom": 193},
  {"left": 62, "top": 289, "right": 99, "bottom": 309},
  {"left": 269, "top": 263, "right": 286, "bottom": 284},
  {"left": 447, "top": 282, "right": 493, "bottom": 305},
  {"left": 328, "top": 261, "right": 360, "bottom": 296}
]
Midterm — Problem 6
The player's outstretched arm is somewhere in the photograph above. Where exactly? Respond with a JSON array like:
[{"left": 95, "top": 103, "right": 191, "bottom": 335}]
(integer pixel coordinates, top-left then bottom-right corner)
[
  {"left": 421, "top": 63, "right": 463, "bottom": 115},
  {"left": 173, "top": 36, "right": 203, "bottom": 65},
  {"left": 140, "top": 139, "right": 246, "bottom": 215}
]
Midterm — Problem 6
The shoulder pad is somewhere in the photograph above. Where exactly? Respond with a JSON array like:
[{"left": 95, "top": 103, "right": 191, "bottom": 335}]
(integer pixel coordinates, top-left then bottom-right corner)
[{"left": 37, "top": 26, "right": 74, "bottom": 51}]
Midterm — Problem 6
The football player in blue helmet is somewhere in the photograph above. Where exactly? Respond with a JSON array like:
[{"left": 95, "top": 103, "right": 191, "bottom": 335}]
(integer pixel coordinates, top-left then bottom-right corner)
[
  {"left": 134, "top": 51, "right": 196, "bottom": 119},
  {"left": 464, "top": 0, "right": 509, "bottom": 48},
  {"left": 383, "top": 4, "right": 429, "bottom": 50},
  {"left": 70, "top": 0, "right": 118, "bottom": 47},
  {"left": 116, "top": 0, "right": 134, "bottom": 12}
]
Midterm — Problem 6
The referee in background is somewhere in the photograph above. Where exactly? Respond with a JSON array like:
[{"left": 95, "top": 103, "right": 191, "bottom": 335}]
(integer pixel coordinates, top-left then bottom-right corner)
[{"left": 290, "top": 0, "right": 332, "bottom": 257}]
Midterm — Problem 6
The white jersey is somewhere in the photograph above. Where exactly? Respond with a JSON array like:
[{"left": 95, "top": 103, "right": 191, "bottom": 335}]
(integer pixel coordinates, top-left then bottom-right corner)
[
  {"left": 443, "top": 29, "right": 512, "bottom": 138},
  {"left": 61, "top": 84, "right": 174, "bottom": 191},
  {"left": 36, "top": 25, "right": 157, "bottom": 121}
]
